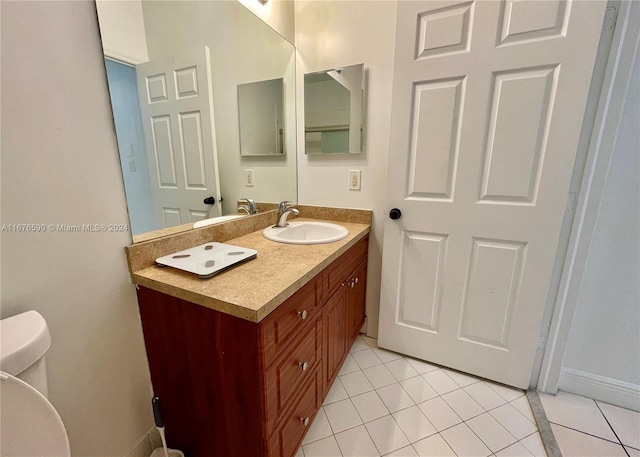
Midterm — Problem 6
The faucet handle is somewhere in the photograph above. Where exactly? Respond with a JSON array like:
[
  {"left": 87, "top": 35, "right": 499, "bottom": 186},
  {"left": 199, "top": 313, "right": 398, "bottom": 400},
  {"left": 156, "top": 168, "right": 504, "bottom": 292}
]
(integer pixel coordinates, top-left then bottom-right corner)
[
  {"left": 239, "top": 198, "right": 257, "bottom": 214},
  {"left": 248, "top": 199, "right": 257, "bottom": 214},
  {"left": 278, "top": 200, "right": 296, "bottom": 209},
  {"left": 278, "top": 201, "right": 291, "bottom": 212}
]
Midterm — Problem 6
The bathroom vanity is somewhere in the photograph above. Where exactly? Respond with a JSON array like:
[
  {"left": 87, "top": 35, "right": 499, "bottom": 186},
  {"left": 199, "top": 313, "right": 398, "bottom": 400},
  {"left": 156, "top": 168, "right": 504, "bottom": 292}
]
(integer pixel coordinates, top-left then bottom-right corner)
[{"left": 126, "top": 209, "right": 370, "bottom": 457}]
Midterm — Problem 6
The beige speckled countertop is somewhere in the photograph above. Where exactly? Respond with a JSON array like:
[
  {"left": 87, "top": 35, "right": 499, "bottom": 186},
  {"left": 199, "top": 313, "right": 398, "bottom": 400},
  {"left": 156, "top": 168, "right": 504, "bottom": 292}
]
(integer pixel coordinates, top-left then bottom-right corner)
[{"left": 130, "top": 215, "right": 370, "bottom": 323}]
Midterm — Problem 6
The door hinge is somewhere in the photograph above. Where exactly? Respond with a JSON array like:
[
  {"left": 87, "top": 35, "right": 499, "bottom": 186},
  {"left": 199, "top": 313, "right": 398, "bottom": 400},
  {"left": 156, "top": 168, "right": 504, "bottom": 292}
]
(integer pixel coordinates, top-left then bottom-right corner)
[
  {"left": 603, "top": 6, "right": 617, "bottom": 32},
  {"left": 566, "top": 192, "right": 577, "bottom": 212},
  {"left": 537, "top": 332, "right": 547, "bottom": 351}
]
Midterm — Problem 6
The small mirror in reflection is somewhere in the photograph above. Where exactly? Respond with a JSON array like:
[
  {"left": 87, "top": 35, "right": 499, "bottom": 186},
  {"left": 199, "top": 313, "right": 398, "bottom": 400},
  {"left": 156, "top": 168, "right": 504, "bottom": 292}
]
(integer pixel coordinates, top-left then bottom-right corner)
[
  {"left": 238, "top": 78, "right": 285, "bottom": 156},
  {"left": 304, "top": 63, "right": 365, "bottom": 154}
]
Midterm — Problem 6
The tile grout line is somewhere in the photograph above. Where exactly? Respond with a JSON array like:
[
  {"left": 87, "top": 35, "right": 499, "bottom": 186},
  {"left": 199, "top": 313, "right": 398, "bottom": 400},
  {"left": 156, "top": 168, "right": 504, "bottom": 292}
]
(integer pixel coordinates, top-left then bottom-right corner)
[
  {"left": 366, "top": 404, "right": 411, "bottom": 456},
  {"left": 550, "top": 422, "right": 633, "bottom": 448},
  {"left": 439, "top": 394, "right": 540, "bottom": 457},
  {"left": 340, "top": 366, "right": 535, "bottom": 441},
  {"left": 438, "top": 421, "right": 492, "bottom": 457},
  {"left": 520, "top": 430, "right": 547, "bottom": 456},
  {"left": 527, "top": 390, "right": 563, "bottom": 457},
  {"left": 306, "top": 338, "right": 543, "bottom": 457},
  {"left": 594, "top": 399, "right": 631, "bottom": 457},
  {"left": 461, "top": 412, "right": 523, "bottom": 456},
  {"left": 348, "top": 385, "right": 409, "bottom": 456}
]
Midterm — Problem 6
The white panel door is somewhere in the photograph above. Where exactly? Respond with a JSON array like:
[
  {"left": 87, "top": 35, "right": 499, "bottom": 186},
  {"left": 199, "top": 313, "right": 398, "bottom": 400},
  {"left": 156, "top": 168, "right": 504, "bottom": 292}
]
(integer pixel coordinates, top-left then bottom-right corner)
[
  {"left": 137, "top": 46, "right": 222, "bottom": 228},
  {"left": 379, "top": 0, "right": 606, "bottom": 388}
]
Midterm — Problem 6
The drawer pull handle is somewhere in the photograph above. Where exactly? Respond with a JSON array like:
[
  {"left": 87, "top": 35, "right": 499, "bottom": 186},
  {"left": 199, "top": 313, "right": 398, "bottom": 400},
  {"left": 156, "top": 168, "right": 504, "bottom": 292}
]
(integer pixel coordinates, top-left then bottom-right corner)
[
  {"left": 298, "top": 310, "right": 308, "bottom": 320},
  {"left": 299, "top": 361, "right": 309, "bottom": 371},
  {"left": 301, "top": 417, "right": 310, "bottom": 427}
]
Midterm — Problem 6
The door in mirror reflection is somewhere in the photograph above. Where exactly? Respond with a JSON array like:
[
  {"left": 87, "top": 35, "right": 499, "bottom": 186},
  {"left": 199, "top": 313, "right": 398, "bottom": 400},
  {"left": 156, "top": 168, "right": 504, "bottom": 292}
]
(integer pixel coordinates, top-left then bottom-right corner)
[
  {"left": 96, "top": 0, "right": 298, "bottom": 242},
  {"left": 304, "top": 63, "right": 365, "bottom": 154},
  {"left": 136, "top": 46, "right": 222, "bottom": 229}
]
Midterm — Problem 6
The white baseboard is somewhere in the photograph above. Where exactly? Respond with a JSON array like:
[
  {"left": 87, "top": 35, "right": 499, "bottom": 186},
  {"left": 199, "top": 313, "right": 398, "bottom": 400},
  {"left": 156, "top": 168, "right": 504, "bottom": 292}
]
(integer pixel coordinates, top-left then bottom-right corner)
[
  {"left": 559, "top": 367, "right": 640, "bottom": 412},
  {"left": 365, "top": 317, "right": 379, "bottom": 339},
  {"left": 123, "top": 427, "right": 161, "bottom": 457}
]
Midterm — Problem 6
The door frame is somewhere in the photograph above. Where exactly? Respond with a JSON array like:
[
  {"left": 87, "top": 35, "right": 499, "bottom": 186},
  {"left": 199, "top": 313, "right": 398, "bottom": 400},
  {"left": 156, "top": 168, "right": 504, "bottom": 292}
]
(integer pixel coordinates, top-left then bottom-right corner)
[{"left": 533, "top": 0, "right": 640, "bottom": 393}]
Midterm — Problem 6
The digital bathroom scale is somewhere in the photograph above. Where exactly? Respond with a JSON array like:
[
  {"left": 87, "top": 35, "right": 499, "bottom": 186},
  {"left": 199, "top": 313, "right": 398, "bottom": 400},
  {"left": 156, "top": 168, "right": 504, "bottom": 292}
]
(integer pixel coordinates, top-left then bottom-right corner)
[{"left": 156, "top": 242, "right": 257, "bottom": 279}]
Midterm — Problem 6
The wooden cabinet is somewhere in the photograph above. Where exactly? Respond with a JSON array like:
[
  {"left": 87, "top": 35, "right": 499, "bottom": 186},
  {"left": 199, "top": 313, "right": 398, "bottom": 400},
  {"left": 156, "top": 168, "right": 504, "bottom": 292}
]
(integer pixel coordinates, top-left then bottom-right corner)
[
  {"left": 264, "top": 316, "right": 322, "bottom": 433},
  {"left": 323, "top": 284, "right": 347, "bottom": 389},
  {"left": 346, "top": 260, "right": 367, "bottom": 341},
  {"left": 322, "top": 244, "right": 368, "bottom": 392},
  {"left": 136, "top": 236, "right": 368, "bottom": 457}
]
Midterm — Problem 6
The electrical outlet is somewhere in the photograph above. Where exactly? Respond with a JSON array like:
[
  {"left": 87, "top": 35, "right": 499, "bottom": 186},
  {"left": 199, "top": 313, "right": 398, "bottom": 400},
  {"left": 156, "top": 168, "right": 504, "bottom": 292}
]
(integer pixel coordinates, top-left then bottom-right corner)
[
  {"left": 349, "top": 170, "right": 361, "bottom": 191},
  {"left": 245, "top": 169, "right": 254, "bottom": 187}
]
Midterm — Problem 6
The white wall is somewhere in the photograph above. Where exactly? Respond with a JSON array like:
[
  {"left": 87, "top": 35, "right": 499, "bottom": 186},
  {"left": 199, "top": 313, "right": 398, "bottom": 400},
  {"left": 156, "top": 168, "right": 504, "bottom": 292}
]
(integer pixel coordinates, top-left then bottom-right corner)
[
  {"left": 560, "top": 43, "right": 640, "bottom": 410},
  {"left": 295, "top": 1, "right": 397, "bottom": 336},
  {"left": 95, "top": 0, "right": 148, "bottom": 64},
  {"left": 0, "top": 2, "right": 154, "bottom": 455},
  {"left": 237, "top": 0, "right": 295, "bottom": 44}
]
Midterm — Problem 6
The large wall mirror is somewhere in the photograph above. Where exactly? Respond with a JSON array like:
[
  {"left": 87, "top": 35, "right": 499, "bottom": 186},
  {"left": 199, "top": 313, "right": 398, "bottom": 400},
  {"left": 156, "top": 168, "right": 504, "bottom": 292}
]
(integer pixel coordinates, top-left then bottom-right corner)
[
  {"left": 96, "top": 0, "right": 297, "bottom": 241},
  {"left": 304, "top": 64, "right": 365, "bottom": 154}
]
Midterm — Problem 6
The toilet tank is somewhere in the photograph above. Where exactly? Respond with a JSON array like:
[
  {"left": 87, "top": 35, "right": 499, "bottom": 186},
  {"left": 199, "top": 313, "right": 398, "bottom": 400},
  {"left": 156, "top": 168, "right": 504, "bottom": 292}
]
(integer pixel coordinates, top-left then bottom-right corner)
[{"left": 0, "top": 310, "right": 52, "bottom": 397}]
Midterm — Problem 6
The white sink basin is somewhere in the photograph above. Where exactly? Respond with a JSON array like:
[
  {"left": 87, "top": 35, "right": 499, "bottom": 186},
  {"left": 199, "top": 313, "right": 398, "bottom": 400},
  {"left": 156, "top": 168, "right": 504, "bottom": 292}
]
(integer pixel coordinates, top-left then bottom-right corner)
[{"left": 263, "top": 221, "right": 349, "bottom": 245}]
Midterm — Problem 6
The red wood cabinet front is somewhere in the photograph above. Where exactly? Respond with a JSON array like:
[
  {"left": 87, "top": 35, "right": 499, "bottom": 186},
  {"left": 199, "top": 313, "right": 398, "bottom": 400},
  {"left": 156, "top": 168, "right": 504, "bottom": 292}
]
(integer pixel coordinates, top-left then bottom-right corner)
[{"left": 137, "top": 235, "right": 369, "bottom": 457}]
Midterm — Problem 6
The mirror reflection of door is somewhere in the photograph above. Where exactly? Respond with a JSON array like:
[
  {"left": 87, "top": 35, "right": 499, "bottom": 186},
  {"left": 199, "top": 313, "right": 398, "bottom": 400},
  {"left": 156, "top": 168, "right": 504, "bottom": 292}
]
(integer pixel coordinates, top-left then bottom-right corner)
[
  {"left": 304, "top": 63, "right": 364, "bottom": 154},
  {"left": 104, "top": 47, "right": 223, "bottom": 237},
  {"left": 135, "top": 46, "right": 222, "bottom": 231},
  {"left": 96, "top": 0, "right": 298, "bottom": 242}
]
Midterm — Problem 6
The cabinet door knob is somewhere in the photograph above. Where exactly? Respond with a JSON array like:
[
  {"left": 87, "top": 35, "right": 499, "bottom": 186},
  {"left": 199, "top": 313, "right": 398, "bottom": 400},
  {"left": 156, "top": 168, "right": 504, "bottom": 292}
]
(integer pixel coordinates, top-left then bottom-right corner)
[
  {"left": 299, "top": 361, "right": 309, "bottom": 371},
  {"left": 301, "top": 417, "right": 310, "bottom": 427},
  {"left": 298, "top": 310, "right": 307, "bottom": 320},
  {"left": 355, "top": 277, "right": 359, "bottom": 284}
]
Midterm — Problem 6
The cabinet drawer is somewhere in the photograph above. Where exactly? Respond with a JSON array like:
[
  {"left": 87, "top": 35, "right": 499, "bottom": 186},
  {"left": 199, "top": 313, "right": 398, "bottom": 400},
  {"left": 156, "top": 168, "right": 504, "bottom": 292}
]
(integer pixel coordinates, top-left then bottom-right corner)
[
  {"left": 323, "top": 236, "right": 368, "bottom": 298},
  {"left": 264, "top": 317, "right": 322, "bottom": 434},
  {"left": 260, "top": 275, "right": 322, "bottom": 366},
  {"left": 267, "top": 368, "right": 322, "bottom": 457}
]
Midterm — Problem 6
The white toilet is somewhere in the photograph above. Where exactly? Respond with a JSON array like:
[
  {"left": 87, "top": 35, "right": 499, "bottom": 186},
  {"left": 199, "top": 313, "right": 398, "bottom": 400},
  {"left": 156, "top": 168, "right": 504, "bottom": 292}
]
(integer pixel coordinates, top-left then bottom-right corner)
[{"left": 0, "top": 310, "right": 71, "bottom": 457}]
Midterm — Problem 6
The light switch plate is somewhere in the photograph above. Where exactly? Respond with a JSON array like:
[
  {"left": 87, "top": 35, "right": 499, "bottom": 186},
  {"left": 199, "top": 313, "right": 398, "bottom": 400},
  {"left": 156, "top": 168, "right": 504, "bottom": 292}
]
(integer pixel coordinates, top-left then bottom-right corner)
[
  {"left": 245, "top": 169, "right": 254, "bottom": 187},
  {"left": 349, "top": 170, "right": 361, "bottom": 191}
]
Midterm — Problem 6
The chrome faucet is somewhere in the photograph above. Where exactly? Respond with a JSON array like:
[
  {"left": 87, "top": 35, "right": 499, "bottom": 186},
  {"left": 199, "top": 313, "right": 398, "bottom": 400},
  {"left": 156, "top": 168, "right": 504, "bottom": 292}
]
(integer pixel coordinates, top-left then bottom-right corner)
[
  {"left": 238, "top": 198, "right": 257, "bottom": 215},
  {"left": 275, "top": 201, "right": 299, "bottom": 227}
]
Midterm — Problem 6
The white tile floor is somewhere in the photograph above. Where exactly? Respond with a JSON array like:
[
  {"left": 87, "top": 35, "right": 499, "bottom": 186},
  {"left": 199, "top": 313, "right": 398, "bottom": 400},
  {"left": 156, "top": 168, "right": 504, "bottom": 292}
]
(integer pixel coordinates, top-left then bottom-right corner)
[
  {"left": 539, "top": 390, "right": 640, "bottom": 456},
  {"left": 295, "top": 336, "right": 545, "bottom": 457}
]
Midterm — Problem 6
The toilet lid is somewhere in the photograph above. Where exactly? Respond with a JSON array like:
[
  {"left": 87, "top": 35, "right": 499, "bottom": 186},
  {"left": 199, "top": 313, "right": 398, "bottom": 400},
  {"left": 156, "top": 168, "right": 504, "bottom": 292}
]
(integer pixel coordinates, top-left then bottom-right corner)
[{"left": 0, "top": 371, "right": 70, "bottom": 457}]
